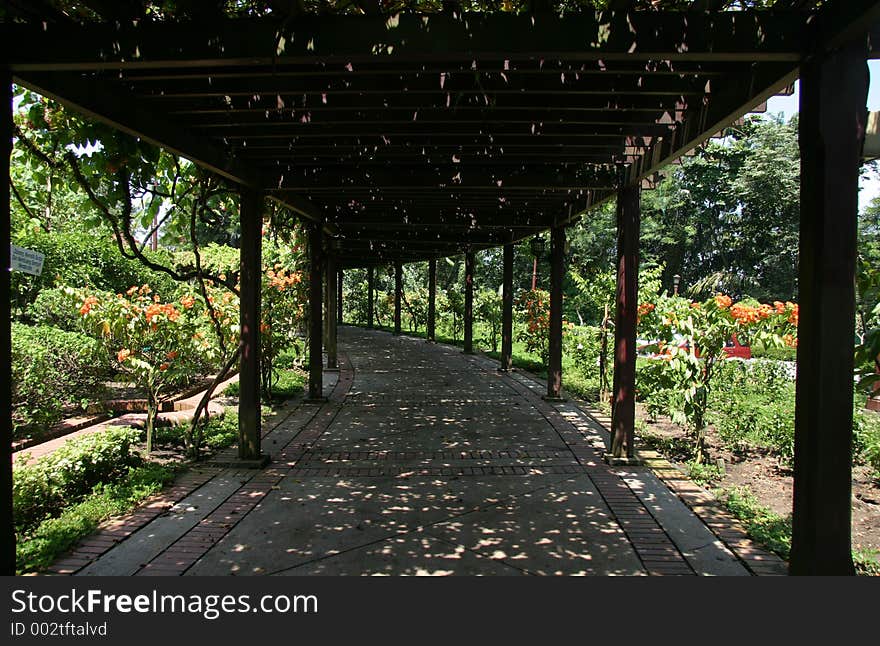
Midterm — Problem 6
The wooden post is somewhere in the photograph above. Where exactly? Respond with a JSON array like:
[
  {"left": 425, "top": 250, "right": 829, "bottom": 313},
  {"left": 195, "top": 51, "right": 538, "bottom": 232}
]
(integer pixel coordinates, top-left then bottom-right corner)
[
  {"left": 326, "top": 255, "right": 338, "bottom": 370},
  {"left": 500, "top": 243, "right": 514, "bottom": 371},
  {"left": 1, "top": 72, "right": 15, "bottom": 575},
  {"left": 610, "top": 185, "right": 640, "bottom": 460},
  {"left": 308, "top": 224, "right": 325, "bottom": 400},
  {"left": 427, "top": 259, "right": 437, "bottom": 342},
  {"left": 238, "top": 189, "right": 263, "bottom": 460},
  {"left": 464, "top": 250, "right": 475, "bottom": 354},
  {"left": 337, "top": 269, "right": 344, "bottom": 324},
  {"left": 393, "top": 262, "right": 402, "bottom": 335},
  {"left": 545, "top": 226, "right": 565, "bottom": 400},
  {"left": 322, "top": 261, "right": 330, "bottom": 349},
  {"left": 367, "top": 266, "right": 374, "bottom": 329},
  {"left": 790, "top": 40, "right": 868, "bottom": 576}
]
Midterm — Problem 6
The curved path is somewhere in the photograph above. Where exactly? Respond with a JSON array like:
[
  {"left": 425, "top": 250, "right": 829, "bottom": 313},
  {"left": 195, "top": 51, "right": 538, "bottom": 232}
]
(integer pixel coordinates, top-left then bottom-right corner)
[{"left": 48, "top": 326, "right": 787, "bottom": 576}]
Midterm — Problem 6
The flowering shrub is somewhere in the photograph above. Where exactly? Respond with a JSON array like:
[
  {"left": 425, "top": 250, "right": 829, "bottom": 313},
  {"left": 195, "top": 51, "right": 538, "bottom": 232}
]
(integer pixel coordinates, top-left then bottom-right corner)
[
  {"left": 13, "top": 427, "right": 142, "bottom": 534},
  {"left": 261, "top": 260, "right": 306, "bottom": 398},
  {"left": 517, "top": 289, "right": 551, "bottom": 366},
  {"left": 516, "top": 289, "right": 573, "bottom": 368},
  {"left": 637, "top": 293, "right": 798, "bottom": 462},
  {"left": 76, "top": 285, "right": 219, "bottom": 452},
  {"left": 11, "top": 322, "right": 110, "bottom": 438}
]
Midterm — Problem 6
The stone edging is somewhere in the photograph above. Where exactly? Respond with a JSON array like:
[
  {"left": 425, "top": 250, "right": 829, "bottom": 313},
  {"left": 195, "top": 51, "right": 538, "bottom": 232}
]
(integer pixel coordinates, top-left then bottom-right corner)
[{"left": 570, "top": 401, "right": 789, "bottom": 576}]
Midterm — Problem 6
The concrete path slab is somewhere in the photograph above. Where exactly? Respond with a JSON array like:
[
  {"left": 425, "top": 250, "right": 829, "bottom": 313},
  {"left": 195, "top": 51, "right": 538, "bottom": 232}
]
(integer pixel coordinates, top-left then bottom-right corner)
[{"left": 56, "top": 325, "right": 783, "bottom": 576}]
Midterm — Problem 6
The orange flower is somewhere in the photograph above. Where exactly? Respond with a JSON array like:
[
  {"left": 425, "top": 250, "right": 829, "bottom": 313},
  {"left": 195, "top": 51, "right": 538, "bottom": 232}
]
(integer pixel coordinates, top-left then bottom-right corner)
[
  {"left": 714, "top": 294, "right": 732, "bottom": 309},
  {"left": 180, "top": 295, "right": 195, "bottom": 309},
  {"left": 637, "top": 303, "right": 655, "bottom": 317},
  {"left": 117, "top": 348, "right": 131, "bottom": 362},
  {"left": 783, "top": 334, "right": 798, "bottom": 348},
  {"left": 165, "top": 350, "right": 178, "bottom": 360},
  {"left": 774, "top": 301, "right": 785, "bottom": 314},
  {"left": 788, "top": 304, "right": 799, "bottom": 326},
  {"left": 79, "top": 296, "right": 98, "bottom": 315},
  {"left": 260, "top": 322, "right": 271, "bottom": 333},
  {"left": 126, "top": 286, "right": 138, "bottom": 296},
  {"left": 159, "top": 363, "right": 169, "bottom": 371}
]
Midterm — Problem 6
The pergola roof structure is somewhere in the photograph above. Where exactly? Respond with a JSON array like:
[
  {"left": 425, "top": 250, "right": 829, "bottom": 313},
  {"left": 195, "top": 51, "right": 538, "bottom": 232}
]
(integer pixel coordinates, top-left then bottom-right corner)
[
  {"left": 4, "top": 1, "right": 880, "bottom": 578},
  {"left": 4, "top": 1, "right": 878, "bottom": 266}
]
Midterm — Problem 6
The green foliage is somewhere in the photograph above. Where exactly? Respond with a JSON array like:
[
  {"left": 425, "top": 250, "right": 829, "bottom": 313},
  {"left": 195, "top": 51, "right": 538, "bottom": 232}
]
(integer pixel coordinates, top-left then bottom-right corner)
[
  {"left": 475, "top": 289, "right": 502, "bottom": 353},
  {"left": 13, "top": 427, "right": 143, "bottom": 535},
  {"left": 637, "top": 293, "right": 796, "bottom": 461},
  {"left": 11, "top": 322, "right": 111, "bottom": 438},
  {"left": 342, "top": 268, "right": 371, "bottom": 325},
  {"left": 10, "top": 227, "right": 176, "bottom": 318},
  {"left": 261, "top": 241, "right": 308, "bottom": 399},
  {"left": 718, "top": 486, "right": 792, "bottom": 559},
  {"left": 440, "top": 288, "right": 465, "bottom": 342},
  {"left": 640, "top": 116, "right": 801, "bottom": 302},
  {"left": 707, "top": 360, "right": 795, "bottom": 463},
  {"left": 16, "top": 463, "right": 175, "bottom": 575},
  {"left": 853, "top": 407, "right": 880, "bottom": 479},
  {"left": 25, "top": 286, "right": 87, "bottom": 331},
  {"left": 719, "top": 486, "right": 879, "bottom": 575},
  {"left": 685, "top": 461, "right": 725, "bottom": 487},
  {"left": 516, "top": 288, "right": 552, "bottom": 367}
]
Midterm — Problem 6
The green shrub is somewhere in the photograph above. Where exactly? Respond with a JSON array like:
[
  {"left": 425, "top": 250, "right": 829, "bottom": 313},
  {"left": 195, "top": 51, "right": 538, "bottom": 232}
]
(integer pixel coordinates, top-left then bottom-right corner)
[
  {"left": 751, "top": 340, "right": 797, "bottom": 361},
  {"left": 853, "top": 407, "right": 880, "bottom": 478},
  {"left": 24, "top": 286, "right": 83, "bottom": 331},
  {"left": 11, "top": 322, "right": 111, "bottom": 437},
  {"left": 636, "top": 358, "right": 686, "bottom": 423},
  {"left": 11, "top": 228, "right": 176, "bottom": 313},
  {"left": 13, "top": 427, "right": 143, "bottom": 535},
  {"left": 16, "top": 463, "right": 175, "bottom": 574}
]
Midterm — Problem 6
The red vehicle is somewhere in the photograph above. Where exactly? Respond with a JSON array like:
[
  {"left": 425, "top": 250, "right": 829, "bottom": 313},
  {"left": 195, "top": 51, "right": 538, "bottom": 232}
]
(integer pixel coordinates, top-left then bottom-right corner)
[{"left": 722, "top": 334, "right": 751, "bottom": 359}]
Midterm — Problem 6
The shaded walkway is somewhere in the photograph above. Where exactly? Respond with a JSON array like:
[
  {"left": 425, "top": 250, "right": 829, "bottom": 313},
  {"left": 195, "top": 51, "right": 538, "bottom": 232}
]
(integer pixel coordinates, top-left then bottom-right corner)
[{"left": 51, "top": 326, "right": 786, "bottom": 576}]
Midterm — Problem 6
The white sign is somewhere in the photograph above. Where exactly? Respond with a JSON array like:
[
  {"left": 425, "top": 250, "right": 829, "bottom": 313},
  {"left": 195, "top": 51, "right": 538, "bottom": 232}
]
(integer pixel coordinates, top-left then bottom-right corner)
[{"left": 10, "top": 245, "right": 45, "bottom": 276}]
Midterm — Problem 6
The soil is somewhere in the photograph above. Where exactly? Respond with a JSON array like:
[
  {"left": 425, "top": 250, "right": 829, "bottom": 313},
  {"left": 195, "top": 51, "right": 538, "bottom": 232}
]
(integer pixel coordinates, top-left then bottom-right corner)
[{"left": 633, "top": 402, "right": 880, "bottom": 565}]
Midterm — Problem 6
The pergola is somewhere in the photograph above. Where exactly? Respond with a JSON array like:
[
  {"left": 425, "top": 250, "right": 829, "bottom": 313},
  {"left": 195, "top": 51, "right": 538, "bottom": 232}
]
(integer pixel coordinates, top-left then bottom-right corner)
[{"left": 2, "top": 0, "right": 878, "bottom": 576}]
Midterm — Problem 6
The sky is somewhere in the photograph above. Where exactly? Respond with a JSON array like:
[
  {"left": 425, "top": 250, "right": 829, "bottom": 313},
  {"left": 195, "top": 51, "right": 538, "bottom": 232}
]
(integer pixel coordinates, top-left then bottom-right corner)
[{"left": 764, "top": 59, "right": 880, "bottom": 213}]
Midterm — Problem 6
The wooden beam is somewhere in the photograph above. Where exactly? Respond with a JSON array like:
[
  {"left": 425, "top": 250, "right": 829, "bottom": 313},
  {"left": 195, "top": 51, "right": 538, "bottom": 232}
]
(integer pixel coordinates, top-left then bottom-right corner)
[
  {"left": 393, "top": 262, "right": 402, "bottom": 335},
  {"left": 367, "top": 266, "right": 375, "bottom": 329},
  {"left": 273, "top": 166, "right": 618, "bottom": 191},
  {"left": 427, "top": 259, "right": 437, "bottom": 342},
  {"left": 790, "top": 39, "right": 868, "bottom": 576},
  {"left": 14, "top": 71, "right": 262, "bottom": 188},
  {"left": 140, "top": 74, "right": 711, "bottom": 99},
  {"left": 500, "top": 242, "right": 514, "bottom": 372},
  {"left": 610, "top": 185, "right": 640, "bottom": 459},
  {"left": 620, "top": 62, "right": 799, "bottom": 188},
  {"left": 464, "top": 250, "right": 475, "bottom": 354},
  {"left": 308, "top": 224, "right": 325, "bottom": 400},
  {"left": 1, "top": 69, "right": 15, "bottom": 576},
  {"left": 326, "top": 254, "right": 338, "bottom": 370},
  {"left": 238, "top": 188, "right": 263, "bottom": 460},
  {"left": 4, "top": 12, "right": 812, "bottom": 71},
  {"left": 544, "top": 225, "right": 565, "bottom": 400}
]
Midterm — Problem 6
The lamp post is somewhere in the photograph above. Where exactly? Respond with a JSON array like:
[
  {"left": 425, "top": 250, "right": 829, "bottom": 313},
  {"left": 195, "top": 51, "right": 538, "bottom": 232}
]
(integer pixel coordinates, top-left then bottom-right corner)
[
  {"left": 529, "top": 234, "right": 545, "bottom": 290},
  {"left": 673, "top": 273, "right": 681, "bottom": 296}
]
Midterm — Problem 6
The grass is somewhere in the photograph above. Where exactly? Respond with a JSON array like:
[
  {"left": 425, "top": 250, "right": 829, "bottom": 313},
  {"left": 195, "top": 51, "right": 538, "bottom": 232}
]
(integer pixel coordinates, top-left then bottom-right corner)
[
  {"left": 16, "top": 463, "right": 177, "bottom": 574},
  {"left": 223, "top": 366, "right": 307, "bottom": 402},
  {"left": 715, "top": 485, "right": 880, "bottom": 575}
]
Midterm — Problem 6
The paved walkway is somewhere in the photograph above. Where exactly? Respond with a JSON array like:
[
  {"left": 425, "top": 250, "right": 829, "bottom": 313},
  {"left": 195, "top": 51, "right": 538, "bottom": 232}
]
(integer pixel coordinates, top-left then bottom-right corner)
[{"left": 47, "top": 326, "right": 788, "bottom": 576}]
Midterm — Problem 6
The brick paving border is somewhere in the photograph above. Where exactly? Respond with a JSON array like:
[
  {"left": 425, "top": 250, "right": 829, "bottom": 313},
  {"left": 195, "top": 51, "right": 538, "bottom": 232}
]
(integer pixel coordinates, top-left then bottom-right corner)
[
  {"left": 43, "top": 468, "right": 220, "bottom": 575},
  {"left": 505, "top": 365, "right": 787, "bottom": 576},
  {"left": 495, "top": 370, "right": 696, "bottom": 576},
  {"left": 135, "top": 354, "right": 354, "bottom": 576},
  {"left": 43, "top": 355, "right": 354, "bottom": 577}
]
